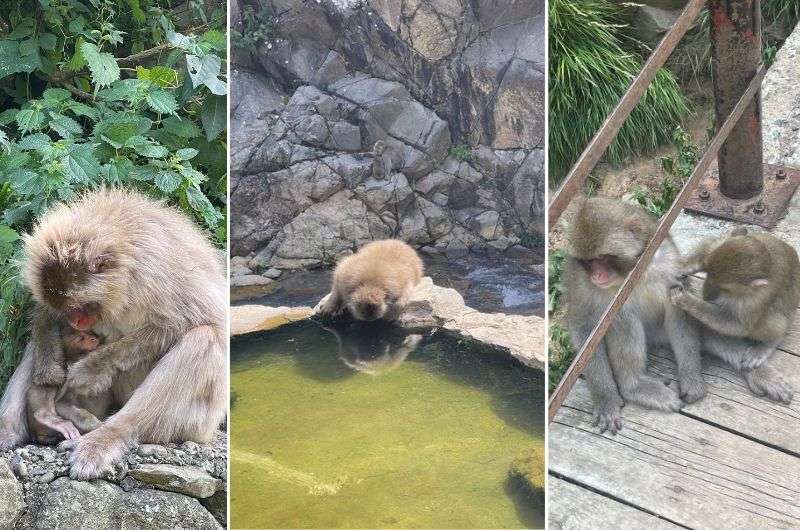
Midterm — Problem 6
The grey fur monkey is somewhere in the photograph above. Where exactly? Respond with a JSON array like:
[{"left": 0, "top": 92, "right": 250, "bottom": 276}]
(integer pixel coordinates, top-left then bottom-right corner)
[
  {"left": 371, "top": 140, "right": 394, "bottom": 180},
  {"left": 564, "top": 197, "right": 705, "bottom": 434},
  {"left": 670, "top": 227, "right": 798, "bottom": 403},
  {"left": 0, "top": 189, "right": 227, "bottom": 479}
]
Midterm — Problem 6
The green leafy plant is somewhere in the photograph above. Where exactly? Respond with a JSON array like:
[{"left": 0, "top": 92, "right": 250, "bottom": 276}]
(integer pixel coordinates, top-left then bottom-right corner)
[
  {"left": 549, "top": 0, "right": 689, "bottom": 181},
  {"left": 449, "top": 144, "right": 473, "bottom": 162},
  {"left": 0, "top": 0, "right": 227, "bottom": 387},
  {"left": 548, "top": 323, "right": 574, "bottom": 392},
  {"left": 231, "top": 4, "right": 275, "bottom": 51},
  {"left": 631, "top": 126, "right": 700, "bottom": 217}
]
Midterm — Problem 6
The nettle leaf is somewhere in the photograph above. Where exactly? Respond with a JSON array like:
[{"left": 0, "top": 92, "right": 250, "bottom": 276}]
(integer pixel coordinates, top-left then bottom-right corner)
[
  {"left": 136, "top": 65, "right": 178, "bottom": 88},
  {"left": 175, "top": 148, "right": 198, "bottom": 161},
  {"left": 0, "top": 109, "right": 17, "bottom": 126},
  {"left": 6, "top": 18, "right": 34, "bottom": 40},
  {"left": 98, "top": 79, "right": 143, "bottom": 103},
  {"left": 63, "top": 143, "right": 101, "bottom": 183},
  {"left": 80, "top": 42, "right": 120, "bottom": 87},
  {"left": 8, "top": 168, "right": 41, "bottom": 195},
  {"left": 0, "top": 225, "right": 20, "bottom": 245},
  {"left": 3, "top": 201, "right": 34, "bottom": 226},
  {"left": 39, "top": 33, "right": 58, "bottom": 51},
  {"left": 65, "top": 101, "right": 99, "bottom": 121},
  {"left": 15, "top": 108, "right": 45, "bottom": 134},
  {"left": 42, "top": 88, "right": 72, "bottom": 107},
  {"left": 0, "top": 152, "right": 31, "bottom": 173},
  {"left": 49, "top": 114, "right": 84, "bottom": 138},
  {"left": 19, "top": 39, "right": 38, "bottom": 56},
  {"left": 201, "top": 30, "right": 226, "bottom": 52},
  {"left": 103, "top": 157, "right": 134, "bottom": 184},
  {"left": 17, "top": 133, "right": 52, "bottom": 150},
  {"left": 161, "top": 116, "right": 201, "bottom": 138},
  {"left": 154, "top": 170, "right": 181, "bottom": 193},
  {"left": 94, "top": 115, "right": 152, "bottom": 148},
  {"left": 186, "top": 54, "right": 227, "bottom": 95},
  {"left": 0, "top": 40, "right": 41, "bottom": 79},
  {"left": 129, "top": 163, "right": 159, "bottom": 182},
  {"left": 200, "top": 95, "right": 225, "bottom": 141},
  {"left": 67, "top": 37, "right": 87, "bottom": 71},
  {"left": 145, "top": 88, "right": 178, "bottom": 115},
  {"left": 133, "top": 140, "right": 168, "bottom": 158}
]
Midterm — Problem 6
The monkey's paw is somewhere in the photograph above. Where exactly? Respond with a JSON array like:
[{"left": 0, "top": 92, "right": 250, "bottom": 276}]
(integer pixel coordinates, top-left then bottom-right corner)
[
  {"left": 64, "top": 359, "right": 113, "bottom": 397},
  {"left": 668, "top": 284, "right": 688, "bottom": 306},
  {"left": 67, "top": 427, "right": 128, "bottom": 480},
  {"left": 679, "top": 374, "right": 707, "bottom": 404},
  {"left": 316, "top": 294, "right": 343, "bottom": 320},
  {"left": 744, "top": 370, "right": 794, "bottom": 404},
  {"left": 592, "top": 404, "right": 623, "bottom": 435}
]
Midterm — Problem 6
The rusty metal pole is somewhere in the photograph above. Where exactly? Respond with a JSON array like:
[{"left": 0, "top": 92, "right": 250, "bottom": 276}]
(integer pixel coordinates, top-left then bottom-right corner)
[{"left": 709, "top": 0, "right": 763, "bottom": 199}]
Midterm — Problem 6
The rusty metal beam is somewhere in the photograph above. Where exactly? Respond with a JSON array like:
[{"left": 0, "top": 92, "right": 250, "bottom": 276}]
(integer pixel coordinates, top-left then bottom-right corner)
[
  {"left": 709, "top": 0, "right": 763, "bottom": 199},
  {"left": 548, "top": 66, "right": 767, "bottom": 422},
  {"left": 547, "top": 0, "right": 706, "bottom": 227}
]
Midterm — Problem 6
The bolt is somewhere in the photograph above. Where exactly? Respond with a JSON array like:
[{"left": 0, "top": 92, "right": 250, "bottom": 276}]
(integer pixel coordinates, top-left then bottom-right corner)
[
  {"left": 699, "top": 189, "right": 710, "bottom": 201},
  {"left": 776, "top": 169, "right": 787, "bottom": 180},
  {"left": 753, "top": 201, "right": 765, "bottom": 214}
]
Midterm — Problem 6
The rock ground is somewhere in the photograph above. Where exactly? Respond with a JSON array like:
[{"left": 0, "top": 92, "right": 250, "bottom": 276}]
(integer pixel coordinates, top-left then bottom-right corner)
[{"left": 0, "top": 431, "right": 227, "bottom": 529}]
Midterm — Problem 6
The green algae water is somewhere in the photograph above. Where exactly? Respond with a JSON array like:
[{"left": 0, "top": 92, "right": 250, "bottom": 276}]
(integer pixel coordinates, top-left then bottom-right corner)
[{"left": 231, "top": 320, "right": 545, "bottom": 529}]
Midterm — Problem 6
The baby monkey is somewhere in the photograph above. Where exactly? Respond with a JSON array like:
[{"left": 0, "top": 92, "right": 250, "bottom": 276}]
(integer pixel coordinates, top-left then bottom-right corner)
[
  {"left": 670, "top": 228, "right": 799, "bottom": 403},
  {"left": 26, "top": 322, "right": 105, "bottom": 444}
]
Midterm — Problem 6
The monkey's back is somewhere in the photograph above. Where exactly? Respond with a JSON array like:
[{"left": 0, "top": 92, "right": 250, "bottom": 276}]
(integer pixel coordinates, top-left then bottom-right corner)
[
  {"left": 333, "top": 239, "right": 424, "bottom": 297},
  {"left": 752, "top": 233, "right": 800, "bottom": 336}
]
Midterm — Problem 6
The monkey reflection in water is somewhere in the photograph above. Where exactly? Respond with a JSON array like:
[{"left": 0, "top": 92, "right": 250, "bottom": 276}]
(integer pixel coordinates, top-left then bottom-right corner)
[{"left": 321, "top": 320, "right": 424, "bottom": 375}]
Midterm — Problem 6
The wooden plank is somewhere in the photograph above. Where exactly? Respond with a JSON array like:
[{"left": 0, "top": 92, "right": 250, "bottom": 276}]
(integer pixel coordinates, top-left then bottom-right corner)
[
  {"left": 548, "top": 476, "right": 683, "bottom": 529},
  {"left": 550, "top": 381, "right": 800, "bottom": 529},
  {"left": 649, "top": 348, "right": 800, "bottom": 455}
]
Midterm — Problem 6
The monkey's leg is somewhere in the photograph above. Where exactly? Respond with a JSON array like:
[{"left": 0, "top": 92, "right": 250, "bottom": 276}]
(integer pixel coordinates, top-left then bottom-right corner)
[
  {"left": 0, "top": 346, "right": 34, "bottom": 450},
  {"left": 319, "top": 290, "right": 344, "bottom": 318},
  {"left": 605, "top": 316, "right": 683, "bottom": 412},
  {"left": 66, "top": 325, "right": 226, "bottom": 480},
  {"left": 703, "top": 331, "right": 777, "bottom": 372},
  {"left": 582, "top": 342, "right": 625, "bottom": 434},
  {"left": 743, "top": 363, "right": 794, "bottom": 404},
  {"left": 64, "top": 326, "right": 176, "bottom": 397},
  {"left": 665, "top": 306, "right": 706, "bottom": 403}
]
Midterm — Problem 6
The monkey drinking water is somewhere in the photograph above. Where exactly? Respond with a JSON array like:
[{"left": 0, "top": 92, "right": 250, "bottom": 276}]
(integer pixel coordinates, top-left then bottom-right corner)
[
  {"left": 670, "top": 228, "right": 799, "bottom": 403},
  {"left": 564, "top": 197, "right": 705, "bottom": 434}
]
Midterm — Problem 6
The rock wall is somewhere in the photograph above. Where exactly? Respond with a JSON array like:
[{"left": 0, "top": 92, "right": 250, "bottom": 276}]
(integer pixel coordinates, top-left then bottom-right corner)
[
  {"left": 0, "top": 432, "right": 227, "bottom": 529},
  {"left": 230, "top": 0, "right": 545, "bottom": 270}
]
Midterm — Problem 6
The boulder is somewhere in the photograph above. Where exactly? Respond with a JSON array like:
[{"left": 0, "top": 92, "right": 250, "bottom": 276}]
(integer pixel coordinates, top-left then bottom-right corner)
[
  {"left": 128, "top": 464, "right": 221, "bottom": 499},
  {"left": 0, "top": 460, "right": 24, "bottom": 528}
]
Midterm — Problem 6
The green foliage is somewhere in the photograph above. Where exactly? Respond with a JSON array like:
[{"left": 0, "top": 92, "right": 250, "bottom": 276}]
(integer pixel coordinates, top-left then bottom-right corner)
[
  {"left": 548, "top": 249, "right": 566, "bottom": 310},
  {"left": 631, "top": 127, "right": 700, "bottom": 217},
  {"left": 548, "top": 323, "right": 574, "bottom": 392},
  {"left": 232, "top": 4, "right": 275, "bottom": 51},
  {"left": 520, "top": 231, "right": 545, "bottom": 249},
  {"left": 0, "top": 0, "right": 227, "bottom": 387},
  {"left": 549, "top": 0, "right": 689, "bottom": 181},
  {"left": 449, "top": 144, "right": 473, "bottom": 162}
]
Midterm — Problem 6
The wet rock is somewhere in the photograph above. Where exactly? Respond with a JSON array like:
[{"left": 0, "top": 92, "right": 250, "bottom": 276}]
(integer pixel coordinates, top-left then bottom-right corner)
[
  {"left": 200, "top": 489, "right": 227, "bottom": 527},
  {"left": 128, "top": 464, "right": 221, "bottom": 498},
  {"left": 230, "top": 275, "right": 275, "bottom": 287},
  {"left": 509, "top": 447, "right": 545, "bottom": 494},
  {"left": 0, "top": 460, "right": 24, "bottom": 528},
  {"left": 230, "top": 305, "right": 314, "bottom": 336}
]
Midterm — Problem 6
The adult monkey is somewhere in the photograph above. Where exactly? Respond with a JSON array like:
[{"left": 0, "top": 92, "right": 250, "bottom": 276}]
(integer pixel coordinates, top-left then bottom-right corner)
[{"left": 0, "top": 189, "right": 227, "bottom": 479}]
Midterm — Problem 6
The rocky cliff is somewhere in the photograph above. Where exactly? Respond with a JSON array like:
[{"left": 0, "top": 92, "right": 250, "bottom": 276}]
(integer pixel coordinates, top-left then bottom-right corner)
[
  {"left": 0, "top": 432, "right": 227, "bottom": 529},
  {"left": 230, "top": 0, "right": 545, "bottom": 270}
]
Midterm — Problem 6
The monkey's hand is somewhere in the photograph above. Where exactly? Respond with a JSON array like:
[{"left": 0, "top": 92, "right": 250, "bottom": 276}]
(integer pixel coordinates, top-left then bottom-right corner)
[
  {"left": 592, "top": 403, "right": 623, "bottom": 435},
  {"left": 317, "top": 293, "right": 343, "bottom": 320},
  {"left": 668, "top": 283, "right": 691, "bottom": 308},
  {"left": 678, "top": 373, "right": 707, "bottom": 404},
  {"left": 63, "top": 353, "right": 114, "bottom": 397}
]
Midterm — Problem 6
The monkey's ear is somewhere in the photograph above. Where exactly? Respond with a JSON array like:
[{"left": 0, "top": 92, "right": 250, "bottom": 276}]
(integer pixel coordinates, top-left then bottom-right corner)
[
  {"left": 750, "top": 278, "right": 769, "bottom": 287},
  {"left": 90, "top": 253, "right": 115, "bottom": 273}
]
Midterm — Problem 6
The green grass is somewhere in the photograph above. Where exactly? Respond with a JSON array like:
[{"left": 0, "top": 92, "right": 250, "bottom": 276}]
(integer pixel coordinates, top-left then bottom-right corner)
[
  {"left": 449, "top": 144, "right": 473, "bottom": 162},
  {"left": 549, "top": 0, "right": 689, "bottom": 182}
]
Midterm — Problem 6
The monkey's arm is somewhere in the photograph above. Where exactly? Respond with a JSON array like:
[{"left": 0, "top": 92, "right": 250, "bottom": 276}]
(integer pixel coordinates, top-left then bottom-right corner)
[
  {"left": 64, "top": 326, "right": 177, "bottom": 396},
  {"left": 680, "top": 239, "right": 716, "bottom": 276},
  {"left": 670, "top": 286, "right": 751, "bottom": 337},
  {"left": 30, "top": 307, "right": 66, "bottom": 387}
]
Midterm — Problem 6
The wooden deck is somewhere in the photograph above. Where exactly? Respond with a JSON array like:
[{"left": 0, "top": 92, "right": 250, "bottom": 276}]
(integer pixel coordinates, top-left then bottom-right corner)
[{"left": 549, "top": 311, "right": 800, "bottom": 529}]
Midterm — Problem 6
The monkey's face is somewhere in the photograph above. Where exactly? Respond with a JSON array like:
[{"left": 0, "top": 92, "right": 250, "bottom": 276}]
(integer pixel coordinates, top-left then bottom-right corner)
[
  {"left": 63, "top": 329, "right": 100, "bottom": 353},
  {"left": 25, "top": 233, "right": 124, "bottom": 329},
  {"left": 348, "top": 285, "right": 390, "bottom": 321}
]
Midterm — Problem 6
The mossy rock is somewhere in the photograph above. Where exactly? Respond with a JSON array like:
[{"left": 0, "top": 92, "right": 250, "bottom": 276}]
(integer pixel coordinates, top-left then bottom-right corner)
[{"left": 509, "top": 447, "right": 545, "bottom": 494}]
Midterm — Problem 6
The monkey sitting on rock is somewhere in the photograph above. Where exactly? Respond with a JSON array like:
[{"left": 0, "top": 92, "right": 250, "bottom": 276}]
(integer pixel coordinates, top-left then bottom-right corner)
[
  {"left": 670, "top": 228, "right": 799, "bottom": 404},
  {"left": 370, "top": 140, "right": 396, "bottom": 180},
  {"left": 26, "top": 320, "right": 109, "bottom": 444},
  {"left": 318, "top": 239, "right": 424, "bottom": 322},
  {"left": 564, "top": 197, "right": 705, "bottom": 434}
]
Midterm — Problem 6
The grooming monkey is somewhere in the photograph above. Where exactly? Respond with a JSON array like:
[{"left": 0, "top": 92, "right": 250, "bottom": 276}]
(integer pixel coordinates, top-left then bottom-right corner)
[
  {"left": 371, "top": 140, "right": 394, "bottom": 180},
  {"left": 670, "top": 228, "right": 799, "bottom": 403},
  {"left": 564, "top": 197, "right": 705, "bottom": 434},
  {"left": 26, "top": 321, "right": 108, "bottom": 444},
  {"left": 0, "top": 189, "right": 226, "bottom": 479},
  {"left": 319, "top": 239, "right": 424, "bottom": 322}
]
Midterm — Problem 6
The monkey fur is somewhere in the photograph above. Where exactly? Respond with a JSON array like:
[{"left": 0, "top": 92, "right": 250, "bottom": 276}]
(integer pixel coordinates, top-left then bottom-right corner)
[
  {"left": 670, "top": 228, "right": 799, "bottom": 403},
  {"left": 564, "top": 197, "right": 705, "bottom": 434},
  {"left": 371, "top": 140, "right": 394, "bottom": 180},
  {"left": 319, "top": 239, "right": 424, "bottom": 322},
  {"left": 0, "top": 188, "right": 227, "bottom": 479}
]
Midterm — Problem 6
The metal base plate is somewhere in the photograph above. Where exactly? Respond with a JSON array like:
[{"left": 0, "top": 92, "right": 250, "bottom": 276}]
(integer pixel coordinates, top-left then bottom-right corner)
[{"left": 684, "top": 163, "right": 800, "bottom": 229}]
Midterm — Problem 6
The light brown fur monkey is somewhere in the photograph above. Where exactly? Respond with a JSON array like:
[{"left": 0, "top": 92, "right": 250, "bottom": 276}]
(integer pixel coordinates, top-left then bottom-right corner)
[
  {"left": 0, "top": 189, "right": 227, "bottom": 479},
  {"left": 26, "top": 321, "right": 108, "bottom": 444},
  {"left": 320, "top": 239, "right": 424, "bottom": 321},
  {"left": 670, "top": 228, "right": 799, "bottom": 403},
  {"left": 371, "top": 140, "right": 394, "bottom": 180},
  {"left": 565, "top": 197, "right": 705, "bottom": 434}
]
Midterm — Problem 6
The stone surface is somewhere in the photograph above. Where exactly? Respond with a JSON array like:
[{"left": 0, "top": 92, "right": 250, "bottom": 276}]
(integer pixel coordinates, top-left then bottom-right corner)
[
  {"left": 230, "top": 0, "right": 546, "bottom": 265},
  {"left": 128, "top": 464, "right": 221, "bottom": 499},
  {"left": 230, "top": 305, "right": 314, "bottom": 336},
  {"left": 1, "top": 431, "right": 227, "bottom": 529},
  {"left": 230, "top": 274, "right": 274, "bottom": 287}
]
